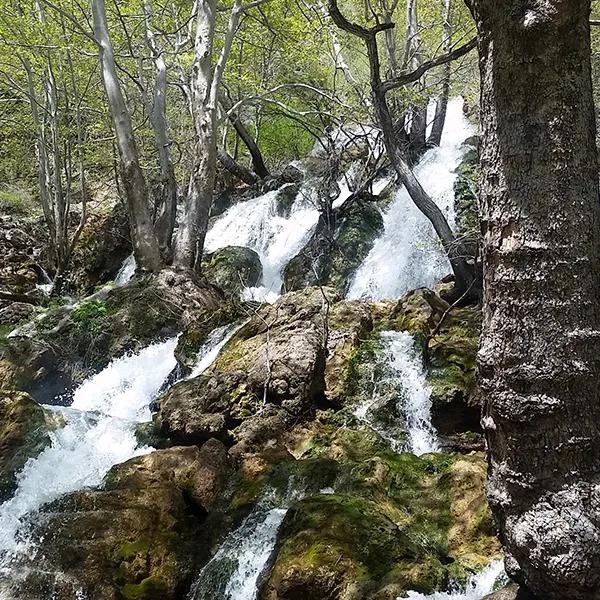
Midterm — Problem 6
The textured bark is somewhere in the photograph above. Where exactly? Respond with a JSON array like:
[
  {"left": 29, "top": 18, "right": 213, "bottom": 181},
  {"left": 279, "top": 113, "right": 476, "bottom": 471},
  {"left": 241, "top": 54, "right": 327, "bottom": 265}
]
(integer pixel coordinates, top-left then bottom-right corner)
[
  {"left": 467, "top": 1, "right": 600, "bottom": 597},
  {"left": 91, "top": 0, "right": 162, "bottom": 272}
]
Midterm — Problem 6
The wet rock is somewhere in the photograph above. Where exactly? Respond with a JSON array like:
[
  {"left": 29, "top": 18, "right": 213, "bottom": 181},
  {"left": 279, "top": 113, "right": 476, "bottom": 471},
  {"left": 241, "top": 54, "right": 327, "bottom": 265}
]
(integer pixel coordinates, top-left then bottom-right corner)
[
  {"left": 0, "top": 390, "right": 53, "bottom": 501},
  {"left": 454, "top": 142, "right": 479, "bottom": 262},
  {"left": 280, "top": 164, "right": 304, "bottom": 184},
  {"left": 259, "top": 452, "right": 501, "bottom": 600},
  {"left": 159, "top": 287, "right": 333, "bottom": 452},
  {"left": 67, "top": 201, "right": 132, "bottom": 294},
  {"left": 283, "top": 196, "right": 383, "bottom": 295},
  {"left": 1, "top": 272, "right": 224, "bottom": 403},
  {"left": 20, "top": 443, "right": 231, "bottom": 600},
  {"left": 203, "top": 246, "right": 263, "bottom": 294}
]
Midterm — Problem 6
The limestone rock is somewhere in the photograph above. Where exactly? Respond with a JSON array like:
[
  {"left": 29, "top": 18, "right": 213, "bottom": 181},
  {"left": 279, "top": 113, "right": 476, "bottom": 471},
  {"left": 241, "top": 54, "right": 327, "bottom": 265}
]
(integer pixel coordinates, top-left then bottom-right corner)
[
  {"left": 14, "top": 443, "right": 230, "bottom": 600},
  {"left": 203, "top": 246, "right": 263, "bottom": 294},
  {"left": 0, "top": 390, "right": 53, "bottom": 501}
]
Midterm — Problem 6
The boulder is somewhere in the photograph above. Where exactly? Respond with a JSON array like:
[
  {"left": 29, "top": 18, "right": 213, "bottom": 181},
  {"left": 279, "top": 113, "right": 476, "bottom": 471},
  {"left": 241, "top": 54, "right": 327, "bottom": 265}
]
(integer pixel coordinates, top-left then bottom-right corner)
[
  {"left": 259, "top": 451, "right": 501, "bottom": 600},
  {"left": 280, "top": 164, "right": 304, "bottom": 184},
  {"left": 1, "top": 271, "right": 224, "bottom": 403},
  {"left": 67, "top": 200, "right": 132, "bottom": 294},
  {"left": 159, "top": 287, "right": 333, "bottom": 452},
  {"left": 12, "top": 443, "right": 231, "bottom": 600},
  {"left": 203, "top": 246, "right": 263, "bottom": 294},
  {"left": 283, "top": 196, "right": 383, "bottom": 295},
  {"left": 0, "top": 390, "right": 53, "bottom": 501}
]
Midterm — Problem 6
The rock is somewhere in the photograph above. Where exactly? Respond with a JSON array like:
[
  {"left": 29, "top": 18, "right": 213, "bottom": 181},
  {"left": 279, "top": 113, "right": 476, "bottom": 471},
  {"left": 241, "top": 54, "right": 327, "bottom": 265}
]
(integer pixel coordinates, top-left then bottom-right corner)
[
  {"left": 0, "top": 390, "right": 53, "bottom": 501},
  {"left": 454, "top": 144, "right": 479, "bottom": 261},
  {"left": 159, "top": 287, "right": 333, "bottom": 452},
  {"left": 68, "top": 200, "right": 132, "bottom": 294},
  {"left": 14, "top": 443, "right": 231, "bottom": 600},
  {"left": 324, "top": 300, "right": 373, "bottom": 405},
  {"left": 483, "top": 583, "right": 535, "bottom": 599},
  {"left": 283, "top": 196, "right": 383, "bottom": 295},
  {"left": 0, "top": 302, "right": 35, "bottom": 325},
  {"left": 203, "top": 246, "right": 263, "bottom": 294},
  {"left": 280, "top": 164, "right": 304, "bottom": 184},
  {"left": 1, "top": 272, "right": 224, "bottom": 402},
  {"left": 259, "top": 451, "right": 501, "bottom": 600}
]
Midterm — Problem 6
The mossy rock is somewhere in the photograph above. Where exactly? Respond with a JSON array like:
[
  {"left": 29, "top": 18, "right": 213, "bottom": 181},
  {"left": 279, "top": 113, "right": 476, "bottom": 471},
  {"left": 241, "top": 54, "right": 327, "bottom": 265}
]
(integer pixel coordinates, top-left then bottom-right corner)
[
  {"left": 0, "top": 390, "right": 55, "bottom": 501},
  {"left": 453, "top": 143, "right": 479, "bottom": 260},
  {"left": 259, "top": 452, "right": 500, "bottom": 600},
  {"left": 283, "top": 196, "right": 383, "bottom": 295},
  {"left": 202, "top": 246, "right": 263, "bottom": 295}
]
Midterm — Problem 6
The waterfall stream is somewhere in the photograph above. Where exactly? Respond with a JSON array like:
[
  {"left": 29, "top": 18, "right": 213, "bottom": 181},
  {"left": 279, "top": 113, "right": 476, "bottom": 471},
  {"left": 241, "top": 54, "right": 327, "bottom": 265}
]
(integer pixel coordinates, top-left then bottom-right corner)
[
  {"left": 348, "top": 97, "right": 473, "bottom": 301},
  {"left": 401, "top": 560, "right": 505, "bottom": 600},
  {"left": 204, "top": 184, "right": 320, "bottom": 302},
  {"left": 0, "top": 326, "right": 241, "bottom": 585},
  {"left": 354, "top": 330, "right": 439, "bottom": 456}
]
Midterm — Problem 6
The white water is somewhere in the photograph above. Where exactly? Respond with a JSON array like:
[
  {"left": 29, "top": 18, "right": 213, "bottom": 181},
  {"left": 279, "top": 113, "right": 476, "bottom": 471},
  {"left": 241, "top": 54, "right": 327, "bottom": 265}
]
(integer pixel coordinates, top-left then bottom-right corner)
[
  {"left": 188, "top": 493, "right": 295, "bottom": 600},
  {"left": 114, "top": 253, "right": 136, "bottom": 285},
  {"left": 0, "top": 337, "right": 179, "bottom": 569},
  {"left": 189, "top": 321, "right": 246, "bottom": 378},
  {"left": 204, "top": 184, "right": 320, "bottom": 302},
  {"left": 348, "top": 97, "right": 473, "bottom": 300},
  {"left": 401, "top": 560, "right": 505, "bottom": 600},
  {"left": 355, "top": 330, "right": 439, "bottom": 456}
]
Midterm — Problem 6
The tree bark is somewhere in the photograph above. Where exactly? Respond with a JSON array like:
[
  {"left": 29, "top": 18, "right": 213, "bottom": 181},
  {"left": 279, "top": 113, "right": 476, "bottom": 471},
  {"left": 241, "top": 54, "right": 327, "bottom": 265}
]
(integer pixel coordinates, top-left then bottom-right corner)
[
  {"left": 143, "top": 0, "right": 178, "bottom": 254},
  {"left": 467, "top": 1, "right": 600, "bottom": 597},
  {"left": 427, "top": 0, "right": 452, "bottom": 147},
  {"left": 91, "top": 0, "right": 162, "bottom": 272}
]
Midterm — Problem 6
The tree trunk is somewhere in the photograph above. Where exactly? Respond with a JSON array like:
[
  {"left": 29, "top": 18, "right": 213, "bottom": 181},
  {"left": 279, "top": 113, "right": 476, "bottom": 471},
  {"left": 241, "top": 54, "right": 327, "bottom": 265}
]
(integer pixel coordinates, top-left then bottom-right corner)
[
  {"left": 143, "top": 0, "right": 178, "bottom": 255},
  {"left": 91, "top": 0, "right": 162, "bottom": 272},
  {"left": 428, "top": 0, "right": 452, "bottom": 147},
  {"left": 467, "top": 1, "right": 600, "bottom": 597}
]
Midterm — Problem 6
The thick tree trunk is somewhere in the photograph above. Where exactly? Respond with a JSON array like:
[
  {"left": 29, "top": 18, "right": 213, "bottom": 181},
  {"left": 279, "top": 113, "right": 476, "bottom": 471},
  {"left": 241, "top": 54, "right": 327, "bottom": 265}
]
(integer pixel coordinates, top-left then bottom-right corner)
[
  {"left": 428, "top": 0, "right": 452, "bottom": 147},
  {"left": 91, "top": 0, "right": 162, "bottom": 272},
  {"left": 467, "top": 1, "right": 600, "bottom": 597}
]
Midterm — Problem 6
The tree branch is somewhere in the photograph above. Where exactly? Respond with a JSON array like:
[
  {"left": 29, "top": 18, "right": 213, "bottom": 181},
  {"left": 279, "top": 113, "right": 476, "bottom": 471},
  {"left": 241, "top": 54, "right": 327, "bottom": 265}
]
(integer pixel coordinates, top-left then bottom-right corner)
[{"left": 380, "top": 37, "right": 477, "bottom": 93}]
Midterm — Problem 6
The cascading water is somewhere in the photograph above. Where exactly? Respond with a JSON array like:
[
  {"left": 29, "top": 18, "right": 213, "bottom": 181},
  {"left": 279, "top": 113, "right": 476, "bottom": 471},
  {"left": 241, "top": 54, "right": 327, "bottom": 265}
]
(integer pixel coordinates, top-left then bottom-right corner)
[
  {"left": 0, "top": 324, "right": 242, "bottom": 590},
  {"left": 354, "top": 330, "right": 439, "bottom": 456},
  {"left": 348, "top": 97, "right": 474, "bottom": 301},
  {"left": 114, "top": 253, "right": 136, "bottom": 285},
  {"left": 204, "top": 184, "right": 320, "bottom": 302},
  {"left": 0, "top": 337, "right": 179, "bottom": 571},
  {"left": 188, "top": 484, "right": 303, "bottom": 600},
  {"left": 401, "top": 560, "right": 506, "bottom": 600}
]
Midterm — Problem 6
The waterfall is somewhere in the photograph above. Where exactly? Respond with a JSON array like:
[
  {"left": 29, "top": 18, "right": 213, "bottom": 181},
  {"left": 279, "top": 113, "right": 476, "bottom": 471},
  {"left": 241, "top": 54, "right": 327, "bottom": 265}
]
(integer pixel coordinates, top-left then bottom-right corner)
[
  {"left": 354, "top": 330, "right": 439, "bottom": 456},
  {"left": 348, "top": 97, "right": 474, "bottom": 301},
  {"left": 188, "top": 484, "right": 302, "bottom": 600},
  {"left": 401, "top": 560, "right": 506, "bottom": 600},
  {"left": 114, "top": 253, "right": 136, "bottom": 286},
  {"left": 189, "top": 321, "right": 246, "bottom": 378},
  {"left": 0, "top": 337, "right": 179, "bottom": 569},
  {"left": 0, "top": 325, "right": 239, "bottom": 578},
  {"left": 204, "top": 184, "right": 320, "bottom": 302}
]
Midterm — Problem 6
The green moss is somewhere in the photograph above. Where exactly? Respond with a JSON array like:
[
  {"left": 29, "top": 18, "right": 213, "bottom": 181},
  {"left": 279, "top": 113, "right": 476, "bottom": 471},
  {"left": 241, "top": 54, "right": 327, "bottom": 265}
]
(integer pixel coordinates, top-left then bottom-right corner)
[
  {"left": 71, "top": 299, "right": 109, "bottom": 334},
  {"left": 119, "top": 539, "right": 150, "bottom": 559},
  {"left": 120, "top": 576, "right": 169, "bottom": 600}
]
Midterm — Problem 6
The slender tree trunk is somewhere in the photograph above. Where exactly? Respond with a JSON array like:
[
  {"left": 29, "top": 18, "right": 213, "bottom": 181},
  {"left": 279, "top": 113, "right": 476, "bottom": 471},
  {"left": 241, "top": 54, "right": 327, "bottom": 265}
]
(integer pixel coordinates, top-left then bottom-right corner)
[
  {"left": 91, "top": 0, "right": 162, "bottom": 272},
  {"left": 220, "top": 93, "right": 270, "bottom": 178},
  {"left": 467, "top": 1, "right": 600, "bottom": 597},
  {"left": 328, "top": 0, "right": 476, "bottom": 296},
  {"left": 218, "top": 148, "right": 258, "bottom": 184},
  {"left": 143, "top": 0, "right": 178, "bottom": 254},
  {"left": 428, "top": 0, "right": 452, "bottom": 147}
]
